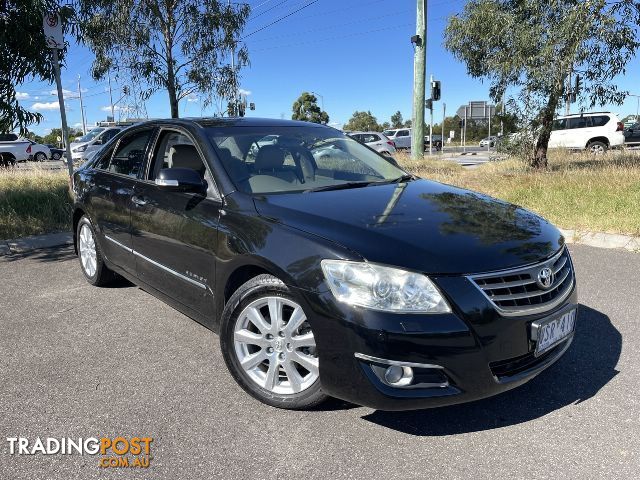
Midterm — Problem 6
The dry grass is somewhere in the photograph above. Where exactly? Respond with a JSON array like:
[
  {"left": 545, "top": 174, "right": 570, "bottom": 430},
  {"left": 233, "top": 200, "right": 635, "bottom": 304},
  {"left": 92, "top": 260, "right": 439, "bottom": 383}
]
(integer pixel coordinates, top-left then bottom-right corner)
[
  {"left": 0, "top": 168, "right": 72, "bottom": 239},
  {"left": 396, "top": 150, "right": 640, "bottom": 236}
]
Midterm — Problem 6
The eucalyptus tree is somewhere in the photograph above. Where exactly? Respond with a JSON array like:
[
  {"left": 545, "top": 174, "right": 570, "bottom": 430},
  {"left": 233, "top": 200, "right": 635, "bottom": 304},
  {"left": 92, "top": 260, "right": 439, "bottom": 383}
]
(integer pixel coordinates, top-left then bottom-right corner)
[
  {"left": 445, "top": 0, "right": 640, "bottom": 168},
  {"left": 291, "top": 92, "right": 329, "bottom": 124},
  {"left": 76, "top": 0, "right": 251, "bottom": 118}
]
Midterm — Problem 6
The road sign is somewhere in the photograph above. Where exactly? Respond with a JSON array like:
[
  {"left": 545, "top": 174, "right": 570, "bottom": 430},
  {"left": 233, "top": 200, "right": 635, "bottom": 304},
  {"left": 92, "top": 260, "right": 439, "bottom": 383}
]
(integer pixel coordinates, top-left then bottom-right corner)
[
  {"left": 56, "top": 136, "right": 61, "bottom": 142},
  {"left": 449, "top": 130, "right": 455, "bottom": 139},
  {"left": 43, "top": 13, "right": 64, "bottom": 49},
  {"left": 456, "top": 101, "right": 496, "bottom": 119}
]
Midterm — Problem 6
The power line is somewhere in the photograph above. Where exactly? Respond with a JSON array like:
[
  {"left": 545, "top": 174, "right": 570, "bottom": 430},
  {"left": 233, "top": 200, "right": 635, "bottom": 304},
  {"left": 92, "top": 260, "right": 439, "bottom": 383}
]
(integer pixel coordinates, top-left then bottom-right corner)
[
  {"left": 242, "top": 0, "right": 319, "bottom": 39},
  {"left": 249, "top": 0, "right": 291, "bottom": 20}
]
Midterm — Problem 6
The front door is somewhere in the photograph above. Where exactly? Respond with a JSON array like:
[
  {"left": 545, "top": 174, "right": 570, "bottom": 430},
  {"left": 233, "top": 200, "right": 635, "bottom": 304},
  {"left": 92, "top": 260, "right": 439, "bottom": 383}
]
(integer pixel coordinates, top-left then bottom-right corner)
[
  {"left": 90, "top": 128, "right": 154, "bottom": 275},
  {"left": 130, "top": 128, "right": 222, "bottom": 317}
]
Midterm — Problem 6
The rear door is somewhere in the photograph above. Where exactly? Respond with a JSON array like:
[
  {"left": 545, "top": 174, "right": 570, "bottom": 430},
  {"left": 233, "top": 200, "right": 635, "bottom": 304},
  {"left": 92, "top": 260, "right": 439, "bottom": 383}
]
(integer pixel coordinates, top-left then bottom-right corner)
[
  {"left": 130, "top": 127, "right": 222, "bottom": 317},
  {"left": 564, "top": 116, "right": 590, "bottom": 148},
  {"left": 89, "top": 127, "right": 154, "bottom": 275},
  {"left": 396, "top": 129, "right": 411, "bottom": 148},
  {"left": 549, "top": 118, "right": 567, "bottom": 148}
]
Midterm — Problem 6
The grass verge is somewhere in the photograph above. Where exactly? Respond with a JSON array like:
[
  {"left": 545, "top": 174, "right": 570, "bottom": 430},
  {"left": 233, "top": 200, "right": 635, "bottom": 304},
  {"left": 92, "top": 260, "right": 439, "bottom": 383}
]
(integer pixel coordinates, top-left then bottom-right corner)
[
  {"left": 396, "top": 150, "right": 640, "bottom": 236},
  {"left": 0, "top": 169, "right": 72, "bottom": 239}
]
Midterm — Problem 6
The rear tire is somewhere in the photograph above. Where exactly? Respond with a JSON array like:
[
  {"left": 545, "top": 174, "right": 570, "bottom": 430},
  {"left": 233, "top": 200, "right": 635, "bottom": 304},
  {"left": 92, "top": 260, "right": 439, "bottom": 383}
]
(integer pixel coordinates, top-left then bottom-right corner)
[
  {"left": 77, "top": 216, "right": 116, "bottom": 286},
  {"left": 587, "top": 141, "right": 608, "bottom": 155},
  {"left": 34, "top": 152, "right": 46, "bottom": 162},
  {"left": 52, "top": 152, "right": 61, "bottom": 160},
  {"left": 220, "top": 274, "right": 328, "bottom": 410}
]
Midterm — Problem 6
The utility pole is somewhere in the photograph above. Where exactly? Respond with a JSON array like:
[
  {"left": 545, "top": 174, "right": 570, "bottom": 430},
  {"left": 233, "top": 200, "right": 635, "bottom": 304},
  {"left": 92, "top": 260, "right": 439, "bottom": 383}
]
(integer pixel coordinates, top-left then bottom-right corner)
[
  {"left": 565, "top": 70, "right": 572, "bottom": 115},
  {"left": 442, "top": 102, "right": 446, "bottom": 151},
  {"left": 411, "top": 0, "right": 426, "bottom": 159},
  {"left": 463, "top": 106, "right": 468, "bottom": 153},
  {"left": 107, "top": 71, "right": 115, "bottom": 120},
  {"left": 229, "top": 0, "right": 237, "bottom": 115},
  {"left": 78, "top": 75, "right": 87, "bottom": 135}
]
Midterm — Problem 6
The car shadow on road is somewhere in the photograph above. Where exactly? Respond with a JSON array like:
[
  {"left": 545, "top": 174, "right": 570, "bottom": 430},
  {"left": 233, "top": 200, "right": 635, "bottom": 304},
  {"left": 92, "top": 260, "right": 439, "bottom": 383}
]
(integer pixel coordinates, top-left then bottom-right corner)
[
  {"left": 0, "top": 245, "right": 77, "bottom": 263},
  {"left": 361, "top": 304, "right": 620, "bottom": 436}
]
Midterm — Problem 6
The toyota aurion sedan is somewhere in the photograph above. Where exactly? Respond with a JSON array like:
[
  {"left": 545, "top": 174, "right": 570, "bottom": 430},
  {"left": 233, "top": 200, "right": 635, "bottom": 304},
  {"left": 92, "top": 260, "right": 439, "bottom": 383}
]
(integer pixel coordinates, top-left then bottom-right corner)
[{"left": 72, "top": 118, "right": 577, "bottom": 410}]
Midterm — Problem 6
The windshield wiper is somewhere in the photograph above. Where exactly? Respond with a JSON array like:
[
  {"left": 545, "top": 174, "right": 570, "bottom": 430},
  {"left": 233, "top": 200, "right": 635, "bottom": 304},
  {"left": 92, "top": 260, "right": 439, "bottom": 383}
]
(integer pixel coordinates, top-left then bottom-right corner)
[
  {"left": 372, "top": 174, "right": 416, "bottom": 185},
  {"left": 303, "top": 181, "right": 374, "bottom": 193}
]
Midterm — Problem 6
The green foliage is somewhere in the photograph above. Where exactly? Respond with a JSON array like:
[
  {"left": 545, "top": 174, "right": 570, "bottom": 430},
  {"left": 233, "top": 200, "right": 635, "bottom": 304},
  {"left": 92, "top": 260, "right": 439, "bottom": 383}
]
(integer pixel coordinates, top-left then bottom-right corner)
[
  {"left": 444, "top": 0, "right": 640, "bottom": 168},
  {"left": 0, "top": 2, "right": 75, "bottom": 134},
  {"left": 390, "top": 111, "right": 403, "bottom": 128},
  {"left": 291, "top": 92, "right": 329, "bottom": 124},
  {"left": 76, "top": 0, "right": 251, "bottom": 118},
  {"left": 343, "top": 111, "right": 381, "bottom": 132},
  {"left": 42, "top": 127, "right": 83, "bottom": 146}
]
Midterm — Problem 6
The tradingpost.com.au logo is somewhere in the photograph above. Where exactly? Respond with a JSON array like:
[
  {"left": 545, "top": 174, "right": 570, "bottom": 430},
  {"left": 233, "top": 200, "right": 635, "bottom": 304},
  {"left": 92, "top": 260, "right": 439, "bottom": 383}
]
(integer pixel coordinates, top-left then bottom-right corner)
[{"left": 5, "top": 436, "right": 153, "bottom": 468}]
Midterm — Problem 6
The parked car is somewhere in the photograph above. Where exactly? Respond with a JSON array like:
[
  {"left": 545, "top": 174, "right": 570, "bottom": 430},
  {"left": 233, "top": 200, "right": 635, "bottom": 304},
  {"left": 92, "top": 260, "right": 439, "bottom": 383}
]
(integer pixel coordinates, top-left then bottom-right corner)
[
  {"left": 383, "top": 128, "right": 412, "bottom": 149},
  {"left": 623, "top": 122, "right": 640, "bottom": 145},
  {"left": 27, "top": 141, "right": 51, "bottom": 162},
  {"left": 347, "top": 132, "right": 396, "bottom": 156},
  {"left": 549, "top": 112, "right": 625, "bottom": 153},
  {"left": 72, "top": 118, "right": 577, "bottom": 411},
  {"left": 68, "top": 126, "right": 123, "bottom": 163},
  {"left": 46, "top": 144, "right": 65, "bottom": 160},
  {"left": 479, "top": 136, "right": 497, "bottom": 148},
  {"left": 425, "top": 134, "right": 443, "bottom": 151},
  {"left": 0, "top": 133, "right": 32, "bottom": 164}
]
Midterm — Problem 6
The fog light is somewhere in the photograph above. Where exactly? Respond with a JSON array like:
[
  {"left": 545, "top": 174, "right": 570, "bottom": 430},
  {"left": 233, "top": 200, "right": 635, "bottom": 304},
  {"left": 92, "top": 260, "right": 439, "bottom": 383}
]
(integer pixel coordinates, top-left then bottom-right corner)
[{"left": 384, "top": 366, "right": 414, "bottom": 386}]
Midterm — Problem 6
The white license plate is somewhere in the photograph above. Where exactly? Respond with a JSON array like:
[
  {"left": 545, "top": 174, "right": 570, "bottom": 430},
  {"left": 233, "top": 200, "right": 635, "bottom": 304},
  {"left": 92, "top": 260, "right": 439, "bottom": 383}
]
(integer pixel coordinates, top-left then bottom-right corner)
[{"left": 533, "top": 309, "right": 576, "bottom": 356}]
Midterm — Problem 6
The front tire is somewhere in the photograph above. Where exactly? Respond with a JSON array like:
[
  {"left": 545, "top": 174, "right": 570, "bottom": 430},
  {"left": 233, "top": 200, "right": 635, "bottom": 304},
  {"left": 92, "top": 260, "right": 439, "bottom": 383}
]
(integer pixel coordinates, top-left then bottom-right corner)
[
  {"left": 77, "top": 216, "right": 115, "bottom": 286},
  {"left": 52, "top": 152, "right": 61, "bottom": 160},
  {"left": 220, "top": 274, "right": 328, "bottom": 410},
  {"left": 34, "top": 152, "right": 46, "bottom": 162}
]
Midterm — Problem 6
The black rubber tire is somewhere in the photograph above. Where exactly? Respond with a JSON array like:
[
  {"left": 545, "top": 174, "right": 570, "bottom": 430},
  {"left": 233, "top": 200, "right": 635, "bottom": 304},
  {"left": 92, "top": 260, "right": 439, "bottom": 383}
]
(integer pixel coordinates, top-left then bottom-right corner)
[
  {"left": 34, "top": 152, "right": 46, "bottom": 162},
  {"left": 587, "top": 141, "right": 608, "bottom": 154},
  {"left": 220, "top": 274, "right": 328, "bottom": 410},
  {"left": 52, "top": 152, "right": 61, "bottom": 160},
  {"left": 76, "top": 216, "right": 116, "bottom": 287}
]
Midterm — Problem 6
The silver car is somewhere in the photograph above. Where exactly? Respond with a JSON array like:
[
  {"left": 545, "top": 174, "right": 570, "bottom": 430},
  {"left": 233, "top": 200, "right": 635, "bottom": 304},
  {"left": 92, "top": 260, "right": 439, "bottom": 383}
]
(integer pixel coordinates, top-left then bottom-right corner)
[{"left": 348, "top": 132, "right": 397, "bottom": 156}]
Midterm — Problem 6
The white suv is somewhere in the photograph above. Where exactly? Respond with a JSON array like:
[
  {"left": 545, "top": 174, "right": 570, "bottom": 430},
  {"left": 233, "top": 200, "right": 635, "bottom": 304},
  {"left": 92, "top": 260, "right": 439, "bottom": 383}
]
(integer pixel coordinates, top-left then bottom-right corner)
[{"left": 549, "top": 112, "right": 625, "bottom": 153}]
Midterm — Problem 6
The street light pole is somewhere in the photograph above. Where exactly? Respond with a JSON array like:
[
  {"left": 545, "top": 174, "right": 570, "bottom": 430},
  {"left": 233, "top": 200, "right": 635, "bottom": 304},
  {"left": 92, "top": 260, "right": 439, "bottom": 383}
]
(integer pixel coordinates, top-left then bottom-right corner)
[
  {"left": 311, "top": 91, "right": 324, "bottom": 111},
  {"left": 78, "top": 75, "right": 87, "bottom": 135},
  {"left": 411, "top": 0, "right": 426, "bottom": 159}
]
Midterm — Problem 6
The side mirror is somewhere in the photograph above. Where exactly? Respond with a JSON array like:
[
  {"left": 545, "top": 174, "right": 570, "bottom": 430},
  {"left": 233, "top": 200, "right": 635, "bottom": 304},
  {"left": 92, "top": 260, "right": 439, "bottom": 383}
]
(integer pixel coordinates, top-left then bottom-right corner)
[{"left": 155, "top": 168, "right": 206, "bottom": 192}]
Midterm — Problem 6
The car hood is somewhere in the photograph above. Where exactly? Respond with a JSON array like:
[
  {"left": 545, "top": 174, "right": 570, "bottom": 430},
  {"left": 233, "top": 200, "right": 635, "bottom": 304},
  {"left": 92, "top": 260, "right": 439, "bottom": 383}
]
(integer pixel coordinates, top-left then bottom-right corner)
[{"left": 253, "top": 179, "right": 564, "bottom": 275}]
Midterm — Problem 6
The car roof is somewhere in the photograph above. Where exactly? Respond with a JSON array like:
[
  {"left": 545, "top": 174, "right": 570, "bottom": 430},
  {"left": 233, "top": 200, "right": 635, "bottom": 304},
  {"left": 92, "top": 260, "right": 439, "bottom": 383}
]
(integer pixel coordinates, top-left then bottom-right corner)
[{"left": 557, "top": 112, "right": 614, "bottom": 119}]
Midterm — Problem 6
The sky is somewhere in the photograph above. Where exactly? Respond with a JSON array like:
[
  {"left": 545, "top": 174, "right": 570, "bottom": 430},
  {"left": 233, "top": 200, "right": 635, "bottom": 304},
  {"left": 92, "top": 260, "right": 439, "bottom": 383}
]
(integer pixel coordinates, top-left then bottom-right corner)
[{"left": 15, "top": 0, "right": 640, "bottom": 136}]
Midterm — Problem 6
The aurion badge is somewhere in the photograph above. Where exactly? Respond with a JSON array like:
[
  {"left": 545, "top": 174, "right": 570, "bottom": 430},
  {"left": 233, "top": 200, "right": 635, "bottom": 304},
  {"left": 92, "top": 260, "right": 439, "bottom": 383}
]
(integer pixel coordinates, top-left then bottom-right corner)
[{"left": 536, "top": 267, "right": 555, "bottom": 289}]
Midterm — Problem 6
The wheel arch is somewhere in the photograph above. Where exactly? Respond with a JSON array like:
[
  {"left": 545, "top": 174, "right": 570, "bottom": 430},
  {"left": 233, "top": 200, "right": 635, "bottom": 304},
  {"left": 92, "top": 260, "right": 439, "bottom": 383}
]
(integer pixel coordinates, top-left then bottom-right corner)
[
  {"left": 586, "top": 136, "right": 610, "bottom": 148},
  {"left": 72, "top": 207, "right": 86, "bottom": 254}
]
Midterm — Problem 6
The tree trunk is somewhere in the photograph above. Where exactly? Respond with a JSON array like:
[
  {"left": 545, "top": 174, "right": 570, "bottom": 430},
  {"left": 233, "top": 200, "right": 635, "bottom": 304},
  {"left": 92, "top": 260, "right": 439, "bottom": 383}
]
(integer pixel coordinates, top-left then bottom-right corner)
[
  {"left": 531, "top": 92, "right": 561, "bottom": 169},
  {"left": 167, "top": 82, "right": 179, "bottom": 118}
]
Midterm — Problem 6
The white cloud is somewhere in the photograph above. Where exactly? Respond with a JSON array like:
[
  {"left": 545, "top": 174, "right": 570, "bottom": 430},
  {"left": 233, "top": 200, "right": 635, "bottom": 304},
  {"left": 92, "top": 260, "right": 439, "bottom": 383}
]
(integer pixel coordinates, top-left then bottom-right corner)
[
  {"left": 187, "top": 95, "right": 199, "bottom": 103},
  {"left": 100, "top": 105, "right": 130, "bottom": 112},
  {"left": 72, "top": 122, "right": 84, "bottom": 129},
  {"left": 49, "top": 89, "right": 79, "bottom": 99},
  {"left": 31, "top": 101, "right": 60, "bottom": 111},
  {"left": 16, "top": 92, "right": 30, "bottom": 100},
  {"left": 238, "top": 88, "right": 252, "bottom": 96},
  {"left": 34, "top": 96, "right": 40, "bottom": 100}
]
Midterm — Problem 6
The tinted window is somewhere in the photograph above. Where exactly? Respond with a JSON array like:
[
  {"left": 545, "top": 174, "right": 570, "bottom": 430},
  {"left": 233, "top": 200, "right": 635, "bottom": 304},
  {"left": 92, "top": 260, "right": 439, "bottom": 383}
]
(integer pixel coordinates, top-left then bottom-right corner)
[
  {"left": 206, "top": 126, "right": 404, "bottom": 195},
  {"left": 552, "top": 119, "right": 566, "bottom": 131},
  {"left": 107, "top": 129, "right": 152, "bottom": 178},
  {"left": 76, "top": 128, "right": 105, "bottom": 143},
  {"left": 566, "top": 117, "right": 589, "bottom": 129},
  {"left": 382, "top": 130, "right": 395, "bottom": 137},
  {"left": 590, "top": 116, "right": 610, "bottom": 127},
  {"left": 397, "top": 130, "right": 409, "bottom": 137},
  {"left": 0, "top": 133, "right": 19, "bottom": 141}
]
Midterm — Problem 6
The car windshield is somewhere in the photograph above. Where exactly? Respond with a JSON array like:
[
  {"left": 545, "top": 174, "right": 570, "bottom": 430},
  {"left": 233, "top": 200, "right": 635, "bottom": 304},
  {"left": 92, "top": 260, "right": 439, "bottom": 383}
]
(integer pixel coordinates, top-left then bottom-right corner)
[
  {"left": 382, "top": 130, "right": 395, "bottom": 137},
  {"left": 76, "top": 128, "right": 105, "bottom": 143},
  {"left": 206, "top": 125, "right": 406, "bottom": 194}
]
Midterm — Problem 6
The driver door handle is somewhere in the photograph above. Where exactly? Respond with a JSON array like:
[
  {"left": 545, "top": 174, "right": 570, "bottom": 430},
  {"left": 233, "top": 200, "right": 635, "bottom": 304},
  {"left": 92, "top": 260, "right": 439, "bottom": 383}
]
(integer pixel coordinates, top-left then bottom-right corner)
[{"left": 131, "top": 195, "right": 148, "bottom": 207}]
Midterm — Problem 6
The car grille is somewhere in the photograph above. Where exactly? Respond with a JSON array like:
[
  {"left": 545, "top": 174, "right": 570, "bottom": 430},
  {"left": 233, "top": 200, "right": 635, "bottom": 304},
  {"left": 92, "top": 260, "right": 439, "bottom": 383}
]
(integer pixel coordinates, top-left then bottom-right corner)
[{"left": 468, "top": 247, "right": 574, "bottom": 316}]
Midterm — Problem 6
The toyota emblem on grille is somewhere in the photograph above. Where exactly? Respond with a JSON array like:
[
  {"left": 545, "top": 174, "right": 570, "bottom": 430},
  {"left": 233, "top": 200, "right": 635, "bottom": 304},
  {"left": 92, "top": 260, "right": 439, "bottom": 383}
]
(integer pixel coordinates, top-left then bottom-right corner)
[{"left": 536, "top": 267, "right": 555, "bottom": 289}]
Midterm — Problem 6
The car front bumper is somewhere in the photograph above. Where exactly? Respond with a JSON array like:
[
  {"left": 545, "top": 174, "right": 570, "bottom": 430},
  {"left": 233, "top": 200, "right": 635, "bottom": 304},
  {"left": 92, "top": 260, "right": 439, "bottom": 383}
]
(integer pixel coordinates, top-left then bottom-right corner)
[{"left": 295, "top": 277, "right": 577, "bottom": 411}]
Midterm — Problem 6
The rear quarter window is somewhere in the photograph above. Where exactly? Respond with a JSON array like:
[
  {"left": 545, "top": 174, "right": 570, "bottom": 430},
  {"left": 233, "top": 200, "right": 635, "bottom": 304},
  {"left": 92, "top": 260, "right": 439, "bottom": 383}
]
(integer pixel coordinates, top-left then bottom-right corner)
[{"left": 590, "top": 116, "right": 610, "bottom": 127}]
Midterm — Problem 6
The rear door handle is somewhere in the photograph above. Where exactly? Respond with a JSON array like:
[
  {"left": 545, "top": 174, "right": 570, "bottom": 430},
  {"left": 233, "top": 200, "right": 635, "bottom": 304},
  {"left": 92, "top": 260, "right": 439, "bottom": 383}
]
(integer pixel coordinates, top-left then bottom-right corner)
[{"left": 131, "top": 195, "right": 148, "bottom": 207}]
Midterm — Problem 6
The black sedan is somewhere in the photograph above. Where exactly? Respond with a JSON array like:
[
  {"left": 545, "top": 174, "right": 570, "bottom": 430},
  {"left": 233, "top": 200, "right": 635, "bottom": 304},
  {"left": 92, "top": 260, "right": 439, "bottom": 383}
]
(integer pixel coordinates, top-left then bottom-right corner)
[
  {"left": 46, "top": 144, "right": 65, "bottom": 160},
  {"left": 624, "top": 122, "right": 640, "bottom": 145},
  {"left": 71, "top": 118, "right": 577, "bottom": 410}
]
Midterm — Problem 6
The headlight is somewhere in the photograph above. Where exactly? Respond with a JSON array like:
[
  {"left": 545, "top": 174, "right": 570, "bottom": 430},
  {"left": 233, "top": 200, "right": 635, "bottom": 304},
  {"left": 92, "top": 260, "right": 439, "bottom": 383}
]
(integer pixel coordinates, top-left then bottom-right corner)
[
  {"left": 321, "top": 260, "right": 451, "bottom": 313},
  {"left": 74, "top": 145, "right": 87, "bottom": 152}
]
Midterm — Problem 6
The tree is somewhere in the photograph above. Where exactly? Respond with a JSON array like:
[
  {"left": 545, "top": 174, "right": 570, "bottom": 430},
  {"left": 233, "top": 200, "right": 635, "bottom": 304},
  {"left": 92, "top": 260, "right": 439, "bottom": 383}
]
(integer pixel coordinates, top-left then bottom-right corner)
[
  {"left": 42, "top": 127, "right": 83, "bottom": 146},
  {"left": 445, "top": 0, "right": 640, "bottom": 168},
  {"left": 343, "top": 111, "right": 381, "bottom": 132},
  {"left": 403, "top": 119, "right": 412, "bottom": 128},
  {"left": 76, "top": 0, "right": 251, "bottom": 118},
  {"left": 1, "top": 2, "right": 73, "bottom": 134},
  {"left": 291, "top": 92, "right": 329, "bottom": 124},
  {"left": 381, "top": 122, "right": 391, "bottom": 130},
  {"left": 390, "top": 111, "right": 404, "bottom": 128}
]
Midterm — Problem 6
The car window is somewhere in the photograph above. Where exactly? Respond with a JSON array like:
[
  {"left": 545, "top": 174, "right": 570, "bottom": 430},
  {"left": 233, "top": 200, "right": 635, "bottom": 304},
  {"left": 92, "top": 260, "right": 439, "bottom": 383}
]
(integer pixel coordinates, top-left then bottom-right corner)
[
  {"left": 590, "top": 116, "right": 610, "bottom": 127},
  {"left": 0, "top": 133, "right": 19, "bottom": 141},
  {"left": 206, "top": 125, "right": 404, "bottom": 195},
  {"left": 106, "top": 129, "right": 153, "bottom": 178},
  {"left": 566, "top": 117, "right": 589, "bottom": 129},
  {"left": 397, "top": 130, "right": 409, "bottom": 137},
  {"left": 363, "top": 134, "right": 379, "bottom": 143},
  {"left": 382, "top": 130, "right": 395, "bottom": 138},
  {"left": 552, "top": 119, "right": 566, "bottom": 131},
  {"left": 76, "top": 128, "right": 105, "bottom": 143}
]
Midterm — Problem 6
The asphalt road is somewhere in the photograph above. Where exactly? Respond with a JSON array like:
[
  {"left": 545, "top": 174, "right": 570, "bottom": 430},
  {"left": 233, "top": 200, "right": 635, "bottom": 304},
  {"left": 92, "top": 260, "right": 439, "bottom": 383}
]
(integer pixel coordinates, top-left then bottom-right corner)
[{"left": 0, "top": 245, "right": 638, "bottom": 479}]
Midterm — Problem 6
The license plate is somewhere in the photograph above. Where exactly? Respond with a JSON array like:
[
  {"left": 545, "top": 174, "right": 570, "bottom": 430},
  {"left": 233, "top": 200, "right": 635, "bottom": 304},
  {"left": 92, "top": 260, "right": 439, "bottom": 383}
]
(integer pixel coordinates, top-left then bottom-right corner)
[{"left": 533, "top": 308, "right": 576, "bottom": 356}]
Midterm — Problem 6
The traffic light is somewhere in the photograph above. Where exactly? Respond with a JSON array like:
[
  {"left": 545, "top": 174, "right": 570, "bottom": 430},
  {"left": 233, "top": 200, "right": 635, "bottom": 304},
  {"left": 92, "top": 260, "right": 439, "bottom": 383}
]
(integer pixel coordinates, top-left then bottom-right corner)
[
  {"left": 573, "top": 74, "right": 582, "bottom": 102},
  {"left": 459, "top": 119, "right": 465, "bottom": 128},
  {"left": 425, "top": 98, "right": 433, "bottom": 110},
  {"left": 431, "top": 80, "right": 441, "bottom": 101}
]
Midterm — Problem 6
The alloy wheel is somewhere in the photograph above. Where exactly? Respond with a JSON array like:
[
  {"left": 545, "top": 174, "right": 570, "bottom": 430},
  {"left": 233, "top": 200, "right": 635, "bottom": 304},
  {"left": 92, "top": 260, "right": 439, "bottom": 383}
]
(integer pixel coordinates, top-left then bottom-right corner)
[
  {"left": 590, "top": 144, "right": 605, "bottom": 155},
  {"left": 78, "top": 224, "right": 97, "bottom": 277},
  {"left": 233, "top": 296, "right": 319, "bottom": 395}
]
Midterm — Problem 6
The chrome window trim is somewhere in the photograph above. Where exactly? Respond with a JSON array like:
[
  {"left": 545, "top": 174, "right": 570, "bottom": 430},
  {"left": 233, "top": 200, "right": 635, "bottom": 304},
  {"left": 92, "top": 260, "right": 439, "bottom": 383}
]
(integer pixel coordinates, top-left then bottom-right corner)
[
  {"left": 104, "top": 235, "right": 206, "bottom": 290},
  {"left": 467, "top": 247, "right": 575, "bottom": 317}
]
